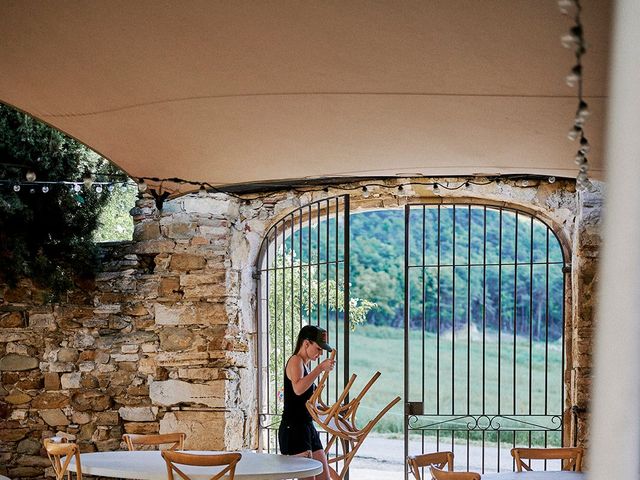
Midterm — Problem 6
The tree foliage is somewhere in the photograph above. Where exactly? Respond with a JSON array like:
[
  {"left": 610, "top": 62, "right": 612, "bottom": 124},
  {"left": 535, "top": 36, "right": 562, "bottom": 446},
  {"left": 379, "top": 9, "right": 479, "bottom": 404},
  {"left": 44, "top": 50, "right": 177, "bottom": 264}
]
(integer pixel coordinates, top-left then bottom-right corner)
[{"left": 0, "top": 104, "right": 121, "bottom": 298}]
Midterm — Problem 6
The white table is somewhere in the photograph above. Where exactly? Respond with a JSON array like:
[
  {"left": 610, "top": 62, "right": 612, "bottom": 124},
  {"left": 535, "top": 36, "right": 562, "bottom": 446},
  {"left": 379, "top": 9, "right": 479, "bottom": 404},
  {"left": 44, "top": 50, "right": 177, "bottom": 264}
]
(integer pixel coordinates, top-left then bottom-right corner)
[
  {"left": 482, "top": 472, "right": 585, "bottom": 479},
  {"left": 68, "top": 450, "right": 323, "bottom": 480}
]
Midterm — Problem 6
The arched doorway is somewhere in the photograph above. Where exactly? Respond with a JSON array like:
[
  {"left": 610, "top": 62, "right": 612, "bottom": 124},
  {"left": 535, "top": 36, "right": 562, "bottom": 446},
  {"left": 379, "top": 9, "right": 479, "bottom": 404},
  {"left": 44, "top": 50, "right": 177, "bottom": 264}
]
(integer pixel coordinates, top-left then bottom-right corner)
[{"left": 256, "top": 196, "right": 568, "bottom": 476}]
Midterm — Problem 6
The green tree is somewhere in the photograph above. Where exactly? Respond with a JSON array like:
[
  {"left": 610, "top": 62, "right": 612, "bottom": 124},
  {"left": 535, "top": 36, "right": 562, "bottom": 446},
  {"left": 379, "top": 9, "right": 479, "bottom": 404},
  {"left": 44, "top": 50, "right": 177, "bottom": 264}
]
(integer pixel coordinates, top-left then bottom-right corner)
[{"left": 0, "top": 104, "right": 122, "bottom": 299}]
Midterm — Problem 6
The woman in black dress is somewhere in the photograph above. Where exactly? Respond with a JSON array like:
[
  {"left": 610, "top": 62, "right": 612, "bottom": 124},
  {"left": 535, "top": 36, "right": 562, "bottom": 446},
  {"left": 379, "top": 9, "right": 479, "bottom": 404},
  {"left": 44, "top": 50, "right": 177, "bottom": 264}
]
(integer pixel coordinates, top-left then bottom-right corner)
[{"left": 278, "top": 325, "right": 335, "bottom": 480}]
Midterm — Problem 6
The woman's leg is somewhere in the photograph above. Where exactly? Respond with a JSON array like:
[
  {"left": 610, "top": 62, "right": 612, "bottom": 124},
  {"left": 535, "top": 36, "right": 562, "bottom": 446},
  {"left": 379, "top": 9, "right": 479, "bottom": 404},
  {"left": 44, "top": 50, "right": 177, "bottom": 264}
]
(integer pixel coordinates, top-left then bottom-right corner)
[{"left": 311, "top": 448, "right": 331, "bottom": 480}]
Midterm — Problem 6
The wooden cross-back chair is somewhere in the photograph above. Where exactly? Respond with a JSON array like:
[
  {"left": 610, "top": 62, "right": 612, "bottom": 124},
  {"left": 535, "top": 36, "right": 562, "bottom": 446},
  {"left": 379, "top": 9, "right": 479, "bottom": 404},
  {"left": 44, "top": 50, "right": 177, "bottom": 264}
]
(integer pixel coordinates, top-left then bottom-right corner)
[
  {"left": 123, "top": 433, "right": 186, "bottom": 451},
  {"left": 306, "top": 350, "right": 401, "bottom": 480},
  {"left": 408, "top": 451, "right": 454, "bottom": 480},
  {"left": 44, "top": 437, "right": 82, "bottom": 480},
  {"left": 429, "top": 466, "right": 481, "bottom": 480},
  {"left": 161, "top": 451, "right": 241, "bottom": 480},
  {"left": 510, "top": 447, "right": 584, "bottom": 472}
]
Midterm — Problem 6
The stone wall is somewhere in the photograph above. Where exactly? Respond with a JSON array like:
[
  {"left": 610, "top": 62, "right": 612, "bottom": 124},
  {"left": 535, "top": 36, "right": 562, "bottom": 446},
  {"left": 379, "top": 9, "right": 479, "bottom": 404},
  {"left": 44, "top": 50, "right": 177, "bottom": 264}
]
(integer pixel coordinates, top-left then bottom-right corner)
[{"left": 0, "top": 178, "right": 601, "bottom": 478}]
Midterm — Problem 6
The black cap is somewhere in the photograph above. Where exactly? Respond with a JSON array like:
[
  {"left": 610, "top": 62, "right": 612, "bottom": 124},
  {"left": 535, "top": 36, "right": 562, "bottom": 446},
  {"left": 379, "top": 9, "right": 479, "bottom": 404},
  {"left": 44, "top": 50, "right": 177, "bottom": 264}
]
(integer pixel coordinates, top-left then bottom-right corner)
[{"left": 300, "top": 325, "right": 333, "bottom": 352}]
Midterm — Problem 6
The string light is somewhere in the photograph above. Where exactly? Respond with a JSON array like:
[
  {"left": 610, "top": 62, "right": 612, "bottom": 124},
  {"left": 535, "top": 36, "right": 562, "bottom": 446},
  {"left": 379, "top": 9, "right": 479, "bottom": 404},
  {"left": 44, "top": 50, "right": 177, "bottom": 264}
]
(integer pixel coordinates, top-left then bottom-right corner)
[
  {"left": 25, "top": 170, "right": 36, "bottom": 182},
  {"left": 560, "top": 0, "right": 592, "bottom": 190},
  {"left": 1, "top": 162, "right": 569, "bottom": 210}
]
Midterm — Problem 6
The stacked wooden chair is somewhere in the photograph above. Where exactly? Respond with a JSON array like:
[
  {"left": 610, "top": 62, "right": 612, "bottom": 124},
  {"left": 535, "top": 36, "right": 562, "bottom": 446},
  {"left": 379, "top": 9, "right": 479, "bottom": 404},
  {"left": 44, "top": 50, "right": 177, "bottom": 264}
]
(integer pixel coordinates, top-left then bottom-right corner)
[
  {"left": 306, "top": 350, "right": 401, "bottom": 480},
  {"left": 44, "top": 437, "right": 82, "bottom": 480}
]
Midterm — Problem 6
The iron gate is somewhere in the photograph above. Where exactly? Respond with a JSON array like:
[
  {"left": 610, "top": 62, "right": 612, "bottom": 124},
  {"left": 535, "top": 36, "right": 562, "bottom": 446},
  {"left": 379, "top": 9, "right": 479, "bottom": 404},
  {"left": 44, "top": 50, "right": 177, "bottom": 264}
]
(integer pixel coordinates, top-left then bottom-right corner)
[
  {"left": 257, "top": 195, "right": 350, "bottom": 455},
  {"left": 404, "top": 203, "right": 567, "bottom": 475}
]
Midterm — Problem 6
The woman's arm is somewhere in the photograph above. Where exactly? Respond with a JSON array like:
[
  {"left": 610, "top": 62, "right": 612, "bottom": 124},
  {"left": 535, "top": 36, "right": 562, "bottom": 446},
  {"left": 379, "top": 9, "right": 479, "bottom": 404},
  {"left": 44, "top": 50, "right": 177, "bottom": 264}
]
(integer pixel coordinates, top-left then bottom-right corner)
[{"left": 286, "top": 355, "right": 334, "bottom": 396}]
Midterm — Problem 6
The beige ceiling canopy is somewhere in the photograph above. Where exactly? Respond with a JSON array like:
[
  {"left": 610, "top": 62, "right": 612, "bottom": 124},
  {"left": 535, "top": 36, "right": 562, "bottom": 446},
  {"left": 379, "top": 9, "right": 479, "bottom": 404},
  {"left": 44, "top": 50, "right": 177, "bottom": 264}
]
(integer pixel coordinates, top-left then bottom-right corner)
[{"left": 0, "top": 1, "right": 610, "bottom": 192}]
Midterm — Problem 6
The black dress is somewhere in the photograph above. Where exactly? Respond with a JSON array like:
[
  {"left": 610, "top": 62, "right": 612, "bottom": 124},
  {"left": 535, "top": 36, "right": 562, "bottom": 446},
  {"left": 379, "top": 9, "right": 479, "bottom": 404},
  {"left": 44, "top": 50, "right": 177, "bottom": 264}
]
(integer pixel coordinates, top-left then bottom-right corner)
[{"left": 278, "top": 357, "right": 323, "bottom": 455}]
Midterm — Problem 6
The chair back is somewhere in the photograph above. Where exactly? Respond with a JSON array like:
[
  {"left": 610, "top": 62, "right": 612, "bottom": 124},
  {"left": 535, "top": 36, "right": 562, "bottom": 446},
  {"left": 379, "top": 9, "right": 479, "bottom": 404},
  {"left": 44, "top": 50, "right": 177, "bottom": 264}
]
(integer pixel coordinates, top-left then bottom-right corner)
[
  {"left": 429, "top": 466, "right": 480, "bottom": 480},
  {"left": 123, "top": 433, "right": 186, "bottom": 451},
  {"left": 44, "top": 438, "right": 82, "bottom": 480},
  {"left": 161, "top": 451, "right": 242, "bottom": 480},
  {"left": 407, "top": 451, "right": 454, "bottom": 480},
  {"left": 510, "top": 447, "right": 584, "bottom": 472}
]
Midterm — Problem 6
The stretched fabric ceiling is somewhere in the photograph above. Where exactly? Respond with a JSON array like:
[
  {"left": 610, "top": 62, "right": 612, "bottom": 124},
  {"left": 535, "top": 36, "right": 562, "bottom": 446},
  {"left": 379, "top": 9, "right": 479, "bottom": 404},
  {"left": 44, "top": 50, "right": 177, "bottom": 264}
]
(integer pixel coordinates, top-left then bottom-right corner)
[{"left": 0, "top": 1, "right": 610, "bottom": 191}]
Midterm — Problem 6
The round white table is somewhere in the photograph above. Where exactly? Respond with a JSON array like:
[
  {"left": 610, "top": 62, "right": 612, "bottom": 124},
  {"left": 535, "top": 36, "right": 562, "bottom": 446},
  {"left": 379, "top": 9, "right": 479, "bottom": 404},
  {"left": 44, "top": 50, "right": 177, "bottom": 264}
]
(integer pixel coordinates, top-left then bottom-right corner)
[
  {"left": 482, "top": 472, "right": 585, "bottom": 479},
  {"left": 68, "top": 450, "right": 323, "bottom": 480}
]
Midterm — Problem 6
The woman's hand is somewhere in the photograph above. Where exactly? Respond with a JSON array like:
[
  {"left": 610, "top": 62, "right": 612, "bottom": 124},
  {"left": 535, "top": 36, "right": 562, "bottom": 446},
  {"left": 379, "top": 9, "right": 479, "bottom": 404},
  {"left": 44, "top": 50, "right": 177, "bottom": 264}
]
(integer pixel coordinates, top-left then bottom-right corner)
[{"left": 318, "top": 356, "right": 335, "bottom": 372}]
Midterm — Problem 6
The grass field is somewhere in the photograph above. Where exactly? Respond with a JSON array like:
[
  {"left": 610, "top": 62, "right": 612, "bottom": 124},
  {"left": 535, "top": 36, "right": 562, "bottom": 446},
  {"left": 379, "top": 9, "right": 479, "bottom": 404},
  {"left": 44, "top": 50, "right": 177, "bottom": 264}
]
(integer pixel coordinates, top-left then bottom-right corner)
[{"left": 344, "top": 324, "right": 563, "bottom": 445}]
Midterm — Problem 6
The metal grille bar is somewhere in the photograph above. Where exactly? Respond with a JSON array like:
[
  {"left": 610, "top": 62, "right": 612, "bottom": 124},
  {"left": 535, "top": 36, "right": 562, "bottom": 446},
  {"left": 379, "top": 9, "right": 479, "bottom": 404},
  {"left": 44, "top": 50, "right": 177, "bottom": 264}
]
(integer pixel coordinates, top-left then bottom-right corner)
[
  {"left": 257, "top": 195, "right": 350, "bottom": 461},
  {"left": 404, "top": 203, "right": 566, "bottom": 475}
]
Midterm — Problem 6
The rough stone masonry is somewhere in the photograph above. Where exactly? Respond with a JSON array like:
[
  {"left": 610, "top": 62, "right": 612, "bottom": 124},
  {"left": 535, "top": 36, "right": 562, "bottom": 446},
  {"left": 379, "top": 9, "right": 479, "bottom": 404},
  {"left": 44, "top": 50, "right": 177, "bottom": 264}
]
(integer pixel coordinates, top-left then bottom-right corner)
[{"left": 0, "top": 178, "right": 601, "bottom": 478}]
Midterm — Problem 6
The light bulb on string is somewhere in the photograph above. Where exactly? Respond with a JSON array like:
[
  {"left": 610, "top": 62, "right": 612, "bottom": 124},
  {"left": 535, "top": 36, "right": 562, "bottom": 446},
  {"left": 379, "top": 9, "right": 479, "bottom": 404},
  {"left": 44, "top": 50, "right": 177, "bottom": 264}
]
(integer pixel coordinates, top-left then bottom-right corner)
[
  {"left": 397, "top": 185, "right": 406, "bottom": 197},
  {"left": 26, "top": 170, "right": 36, "bottom": 182},
  {"left": 575, "top": 153, "right": 587, "bottom": 166},
  {"left": 137, "top": 179, "right": 148, "bottom": 193},
  {"left": 576, "top": 100, "right": 590, "bottom": 120},
  {"left": 29, "top": 188, "right": 35, "bottom": 194},
  {"left": 558, "top": 0, "right": 575, "bottom": 15},
  {"left": 566, "top": 65, "right": 582, "bottom": 87},
  {"left": 74, "top": 184, "right": 82, "bottom": 192},
  {"left": 362, "top": 186, "right": 370, "bottom": 198},
  {"left": 579, "top": 137, "right": 590, "bottom": 154},
  {"left": 548, "top": 176, "right": 556, "bottom": 184},
  {"left": 42, "top": 186, "right": 49, "bottom": 193},
  {"left": 82, "top": 170, "right": 94, "bottom": 189},
  {"left": 107, "top": 184, "right": 115, "bottom": 192},
  {"left": 522, "top": 179, "right": 529, "bottom": 187},
  {"left": 568, "top": 126, "right": 582, "bottom": 141},
  {"left": 95, "top": 185, "right": 103, "bottom": 193},
  {"left": 13, "top": 184, "right": 20, "bottom": 192},
  {"left": 198, "top": 184, "right": 207, "bottom": 197},
  {"left": 433, "top": 183, "right": 440, "bottom": 193}
]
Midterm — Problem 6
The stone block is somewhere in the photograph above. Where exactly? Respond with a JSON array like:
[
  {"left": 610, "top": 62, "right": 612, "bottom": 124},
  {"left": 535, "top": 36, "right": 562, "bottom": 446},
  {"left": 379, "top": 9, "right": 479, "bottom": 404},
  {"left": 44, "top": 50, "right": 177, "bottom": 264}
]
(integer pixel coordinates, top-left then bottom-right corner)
[
  {"left": 58, "top": 348, "right": 79, "bottom": 363},
  {"left": 160, "top": 411, "right": 226, "bottom": 450},
  {"left": 156, "top": 351, "right": 210, "bottom": 367},
  {"left": 164, "top": 222, "right": 198, "bottom": 239},
  {"left": 16, "top": 438, "right": 41, "bottom": 455},
  {"left": 124, "top": 422, "right": 160, "bottom": 434},
  {"left": 5, "top": 389, "right": 32, "bottom": 405},
  {"left": 39, "top": 409, "right": 70, "bottom": 426},
  {"left": 182, "top": 284, "right": 226, "bottom": 300},
  {"left": 149, "top": 379, "right": 225, "bottom": 408},
  {"left": 112, "top": 353, "right": 139, "bottom": 362},
  {"left": 169, "top": 254, "right": 206, "bottom": 271},
  {"left": 31, "top": 392, "right": 69, "bottom": 409},
  {"left": 0, "top": 354, "right": 38, "bottom": 371},
  {"left": 28, "top": 313, "right": 55, "bottom": 328},
  {"left": 118, "top": 406, "right": 156, "bottom": 421},
  {"left": 71, "top": 391, "right": 112, "bottom": 411},
  {"left": 95, "top": 411, "right": 120, "bottom": 426},
  {"left": 8, "top": 466, "right": 41, "bottom": 477},
  {"left": 0, "top": 427, "right": 28, "bottom": 441},
  {"left": 0, "top": 311, "right": 24, "bottom": 328},
  {"left": 177, "top": 368, "right": 222, "bottom": 381},
  {"left": 121, "top": 344, "right": 139, "bottom": 354},
  {"left": 44, "top": 372, "right": 60, "bottom": 391},
  {"left": 61, "top": 373, "right": 82, "bottom": 389},
  {"left": 71, "top": 411, "right": 92, "bottom": 425},
  {"left": 133, "top": 222, "right": 161, "bottom": 241},
  {"left": 159, "top": 327, "right": 196, "bottom": 351},
  {"left": 154, "top": 302, "right": 228, "bottom": 326},
  {"left": 123, "top": 304, "right": 150, "bottom": 316}
]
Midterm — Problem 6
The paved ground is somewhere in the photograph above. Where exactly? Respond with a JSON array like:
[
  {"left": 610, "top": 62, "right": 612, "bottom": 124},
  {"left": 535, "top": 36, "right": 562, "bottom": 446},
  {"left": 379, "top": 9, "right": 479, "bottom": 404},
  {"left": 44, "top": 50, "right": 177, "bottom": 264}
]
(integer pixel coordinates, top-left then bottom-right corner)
[{"left": 341, "top": 434, "right": 543, "bottom": 480}]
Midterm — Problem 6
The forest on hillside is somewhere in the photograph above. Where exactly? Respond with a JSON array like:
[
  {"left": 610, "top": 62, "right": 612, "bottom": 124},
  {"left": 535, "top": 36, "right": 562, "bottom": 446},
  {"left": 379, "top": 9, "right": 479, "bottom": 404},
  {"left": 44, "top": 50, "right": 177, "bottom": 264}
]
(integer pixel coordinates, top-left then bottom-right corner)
[{"left": 265, "top": 205, "right": 565, "bottom": 343}]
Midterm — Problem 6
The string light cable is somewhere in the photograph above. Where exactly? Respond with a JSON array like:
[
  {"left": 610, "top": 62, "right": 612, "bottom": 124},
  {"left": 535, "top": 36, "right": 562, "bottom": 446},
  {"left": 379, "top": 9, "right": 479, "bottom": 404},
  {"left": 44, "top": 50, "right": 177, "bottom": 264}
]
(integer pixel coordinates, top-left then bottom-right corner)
[{"left": 559, "top": 0, "right": 592, "bottom": 190}]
